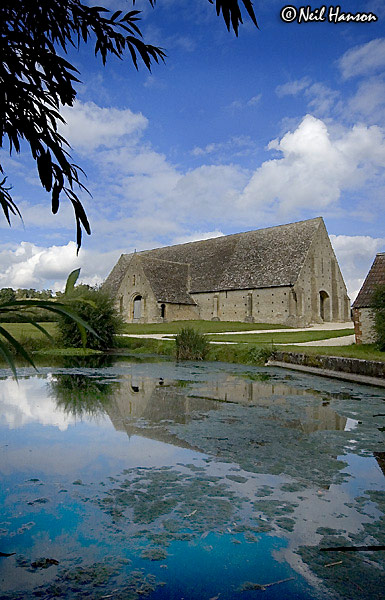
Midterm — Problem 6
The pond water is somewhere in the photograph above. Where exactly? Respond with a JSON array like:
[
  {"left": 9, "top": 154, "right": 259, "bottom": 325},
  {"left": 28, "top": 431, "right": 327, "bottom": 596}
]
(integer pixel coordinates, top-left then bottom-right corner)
[{"left": 0, "top": 357, "right": 384, "bottom": 600}]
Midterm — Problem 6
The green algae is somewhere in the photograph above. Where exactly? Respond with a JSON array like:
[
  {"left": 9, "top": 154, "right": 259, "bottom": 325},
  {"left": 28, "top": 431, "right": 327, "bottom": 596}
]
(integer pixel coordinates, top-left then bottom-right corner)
[
  {"left": 141, "top": 547, "right": 168, "bottom": 561},
  {"left": 276, "top": 517, "right": 295, "bottom": 532},
  {"left": 226, "top": 475, "right": 248, "bottom": 483}
]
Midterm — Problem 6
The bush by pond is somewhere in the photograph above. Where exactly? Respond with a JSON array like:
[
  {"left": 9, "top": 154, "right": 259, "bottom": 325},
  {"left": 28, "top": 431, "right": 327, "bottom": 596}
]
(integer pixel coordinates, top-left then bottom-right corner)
[
  {"left": 57, "top": 288, "right": 122, "bottom": 351},
  {"left": 175, "top": 327, "right": 210, "bottom": 360}
]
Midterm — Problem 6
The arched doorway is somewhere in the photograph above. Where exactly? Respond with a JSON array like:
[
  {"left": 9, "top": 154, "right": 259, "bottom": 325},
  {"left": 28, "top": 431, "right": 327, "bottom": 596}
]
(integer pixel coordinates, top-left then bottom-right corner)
[
  {"left": 160, "top": 303, "right": 166, "bottom": 319},
  {"left": 319, "top": 291, "right": 330, "bottom": 321},
  {"left": 133, "top": 295, "right": 142, "bottom": 321}
]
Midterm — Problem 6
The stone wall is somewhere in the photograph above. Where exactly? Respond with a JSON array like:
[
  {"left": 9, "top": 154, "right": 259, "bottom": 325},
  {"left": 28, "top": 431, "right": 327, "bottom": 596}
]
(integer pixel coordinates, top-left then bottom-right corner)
[
  {"left": 295, "top": 220, "right": 350, "bottom": 325},
  {"left": 352, "top": 307, "right": 376, "bottom": 344},
  {"left": 273, "top": 350, "right": 385, "bottom": 378},
  {"left": 115, "top": 255, "right": 199, "bottom": 323},
  {"left": 191, "top": 286, "right": 294, "bottom": 324}
]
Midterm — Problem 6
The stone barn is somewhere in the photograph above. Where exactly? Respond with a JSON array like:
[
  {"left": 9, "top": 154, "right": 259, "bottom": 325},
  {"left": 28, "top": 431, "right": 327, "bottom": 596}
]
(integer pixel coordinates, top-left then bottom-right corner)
[
  {"left": 352, "top": 252, "right": 385, "bottom": 344},
  {"left": 103, "top": 217, "right": 351, "bottom": 326}
]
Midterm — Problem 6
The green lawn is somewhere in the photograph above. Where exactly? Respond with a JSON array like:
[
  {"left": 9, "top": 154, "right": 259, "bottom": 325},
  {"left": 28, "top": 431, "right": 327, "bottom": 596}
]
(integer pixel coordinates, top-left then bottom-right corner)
[
  {"left": 3, "top": 321, "right": 383, "bottom": 365},
  {"left": 207, "top": 329, "right": 353, "bottom": 344},
  {"left": 1, "top": 322, "right": 58, "bottom": 340},
  {"left": 120, "top": 320, "right": 292, "bottom": 334}
]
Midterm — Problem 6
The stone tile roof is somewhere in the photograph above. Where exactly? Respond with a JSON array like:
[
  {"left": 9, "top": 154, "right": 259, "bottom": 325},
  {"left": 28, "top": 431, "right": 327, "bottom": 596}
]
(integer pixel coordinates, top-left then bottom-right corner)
[
  {"left": 140, "top": 257, "right": 195, "bottom": 304},
  {"left": 352, "top": 253, "right": 385, "bottom": 308},
  {"left": 103, "top": 254, "right": 133, "bottom": 295},
  {"left": 103, "top": 218, "right": 323, "bottom": 300}
]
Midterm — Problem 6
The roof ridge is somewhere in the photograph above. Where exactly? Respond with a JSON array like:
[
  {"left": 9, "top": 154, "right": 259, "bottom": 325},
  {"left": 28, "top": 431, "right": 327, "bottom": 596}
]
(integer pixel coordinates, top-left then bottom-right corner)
[{"left": 133, "top": 217, "right": 323, "bottom": 254}]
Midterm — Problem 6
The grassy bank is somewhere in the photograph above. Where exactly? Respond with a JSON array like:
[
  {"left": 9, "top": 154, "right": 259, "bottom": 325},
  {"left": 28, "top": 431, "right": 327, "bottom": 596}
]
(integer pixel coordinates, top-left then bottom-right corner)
[
  {"left": 207, "top": 329, "right": 353, "bottom": 344},
  {"left": 115, "top": 335, "right": 273, "bottom": 365},
  {"left": 0, "top": 322, "right": 103, "bottom": 359},
  {"left": 2, "top": 322, "right": 57, "bottom": 339},
  {"left": 120, "top": 320, "right": 292, "bottom": 334},
  {"left": 2, "top": 321, "right": 383, "bottom": 366},
  {"left": 279, "top": 344, "right": 385, "bottom": 362},
  {"left": 115, "top": 335, "right": 385, "bottom": 364}
]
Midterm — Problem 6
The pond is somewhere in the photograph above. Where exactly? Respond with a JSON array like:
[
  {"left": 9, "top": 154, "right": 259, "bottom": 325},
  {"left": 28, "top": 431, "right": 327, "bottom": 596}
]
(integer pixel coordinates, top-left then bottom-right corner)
[{"left": 0, "top": 357, "right": 384, "bottom": 600}]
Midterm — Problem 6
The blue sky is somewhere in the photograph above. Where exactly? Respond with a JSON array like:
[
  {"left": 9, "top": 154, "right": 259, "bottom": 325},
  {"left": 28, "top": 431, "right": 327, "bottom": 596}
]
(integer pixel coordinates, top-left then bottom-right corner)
[{"left": 1, "top": 0, "right": 385, "bottom": 300}]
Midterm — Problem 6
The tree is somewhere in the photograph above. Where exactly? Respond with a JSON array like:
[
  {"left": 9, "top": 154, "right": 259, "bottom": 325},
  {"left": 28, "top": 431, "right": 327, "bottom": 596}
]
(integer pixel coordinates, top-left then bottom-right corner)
[
  {"left": 1, "top": 1, "right": 258, "bottom": 250},
  {"left": 0, "top": 288, "right": 16, "bottom": 304},
  {"left": 371, "top": 285, "right": 385, "bottom": 350}
]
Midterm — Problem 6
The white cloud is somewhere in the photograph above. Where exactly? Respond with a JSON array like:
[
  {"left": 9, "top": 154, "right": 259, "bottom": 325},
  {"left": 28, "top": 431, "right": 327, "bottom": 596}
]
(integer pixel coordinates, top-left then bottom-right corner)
[
  {"left": 191, "top": 135, "right": 257, "bottom": 158},
  {"left": 304, "top": 83, "right": 340, "bottom": 116},
  {"left": 227, "top": 94, "right": 262, "bottom": 110},
  {"left": 276, "top": 77, "right": 311, "bottom": 97},
  {"left": 239, "top": 115, "right": 385, "bottom": 218},
  {"left": 59, "top": 101, "right": 148, "bottom": 152},
  {"left": 338, "top": 38, "right": 385, "bottom": 80},
  {"left": 172, "top": 230, "right": 224, "bottom": 244},
  {"left": 0, "top": 242, "right": 120, "bottom": 291},
  {"left": 347, "top": 77, "right": 385, "bottom": 122},
  {"left": 0, "top": 376, "right": 75, "bottom": 431},
  {"left": 330, "top": 234, "right": 385, "bottom": 300}
]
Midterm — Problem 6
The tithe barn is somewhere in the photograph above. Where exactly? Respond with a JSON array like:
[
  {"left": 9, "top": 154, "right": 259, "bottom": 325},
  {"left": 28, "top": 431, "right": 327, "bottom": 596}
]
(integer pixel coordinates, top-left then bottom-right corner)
[{"left": 103, "top": 217, "right": 351, "bottom": 326}]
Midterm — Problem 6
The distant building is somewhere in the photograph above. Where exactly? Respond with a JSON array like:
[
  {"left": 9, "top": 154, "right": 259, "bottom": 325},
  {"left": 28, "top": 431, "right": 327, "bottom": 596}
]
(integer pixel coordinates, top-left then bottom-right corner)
[
  {"left": 352, "top": 253, "right": 385, "bottom": 344},
  {"left": 103, "top": 217, "right": 351, "bottom": 326}
]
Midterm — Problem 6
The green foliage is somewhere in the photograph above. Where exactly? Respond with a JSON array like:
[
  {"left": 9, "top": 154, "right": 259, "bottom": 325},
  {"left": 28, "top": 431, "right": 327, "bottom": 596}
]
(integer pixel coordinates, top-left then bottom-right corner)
[
  {"left": 371, "top": 285, "right": 385, "bottom": 351},
  {"left": 0, "top": 288, "right": 55, "bottom": 321},
  {"left": 0, "top": 287, "right": 16, "bottom": 303},
  {"left": 16, "top": 288, "right": 53, "bottom": 299},
  {"left": 246, "top": 345, "right": 275, "bottom": 365},
  {"left": 57, "top": 287, "right": 122, "bottom": 350},
  {"left": 0, "top": 296, "right": 97, "bottom": 377},
  {"left": 175, "top": 327, "right": 210, "bottom": 361}
]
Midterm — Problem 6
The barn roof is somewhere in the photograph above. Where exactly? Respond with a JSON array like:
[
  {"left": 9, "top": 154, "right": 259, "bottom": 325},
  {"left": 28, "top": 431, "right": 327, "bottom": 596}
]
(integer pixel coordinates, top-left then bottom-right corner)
[
  {"left": 103, "top": 217, "right": 323, "bottom": 300},
  {"left": 352, "top": 253, "right": 385, "bottom": 308},
  {"left": 139, "top": 257, "right": 194, "bottom": 304}
]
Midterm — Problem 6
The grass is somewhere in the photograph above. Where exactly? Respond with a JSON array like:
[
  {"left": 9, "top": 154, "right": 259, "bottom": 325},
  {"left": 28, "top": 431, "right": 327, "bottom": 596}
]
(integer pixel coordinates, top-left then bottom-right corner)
[
  {"left": 1, "top": 322, "right": 58, "bottom": 339},
  {"left": 2, "top": 321, "right": 383, "bottom": 365},
  {"left": 116, "top": 336, "right": 273, "bottom": 365},
  {"left": 116, "top": 335, "right": 385, "bottom": 364},
  {"left": 207, "top": 329, "right": 353, "bottom": 344},
  {"left": 279, "top": 344, "right": 385, "bottom": 362},
  {"left": 36, "top": 348, "right": 103, "bottom": 356},
  {"left": 120, "top": 320, "right": 292, "bottom": 334},
  {"left": 0, "top": 322, "right": 101, "bottom": 359}
]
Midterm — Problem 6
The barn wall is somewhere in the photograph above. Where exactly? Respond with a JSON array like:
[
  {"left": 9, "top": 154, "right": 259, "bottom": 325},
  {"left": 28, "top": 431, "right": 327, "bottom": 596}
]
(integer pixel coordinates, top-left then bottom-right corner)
[
  {"left": 295, "top": 221, "right": 351, "bottom": 325},
  {"left": 191, "top": 286, "right": 293, "bottom": 324}
]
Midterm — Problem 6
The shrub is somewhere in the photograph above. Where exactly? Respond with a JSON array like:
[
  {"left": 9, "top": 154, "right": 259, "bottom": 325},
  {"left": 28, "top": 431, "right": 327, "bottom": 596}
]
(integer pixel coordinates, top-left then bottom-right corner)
[
  {"left": 246, "top": 345, "right": 275, "bottom": 365},
  {"left": 57, "top": 287, "right": 122, "bottom": 351},
  {"left": 175, "top": 327, "right": 209, "bottom": 361},
  {"left": 371, "top": 285, "right": 385, "bottom": 351}
]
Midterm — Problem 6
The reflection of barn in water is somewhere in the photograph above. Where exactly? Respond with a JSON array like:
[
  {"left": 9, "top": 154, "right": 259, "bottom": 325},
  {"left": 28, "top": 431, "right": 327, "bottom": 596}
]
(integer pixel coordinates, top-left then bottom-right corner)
[
  {"left": 105, "top": 374, "right": 347, "bottom": 446},
  {"left": 105, "top": 376, "right": 222, "bottom": 450},
  {"left": 374, "top": 452, "right": 385, "bottom": 477},
  {"left": 191, "top": 376, "right": 347, "bottom": 434}
]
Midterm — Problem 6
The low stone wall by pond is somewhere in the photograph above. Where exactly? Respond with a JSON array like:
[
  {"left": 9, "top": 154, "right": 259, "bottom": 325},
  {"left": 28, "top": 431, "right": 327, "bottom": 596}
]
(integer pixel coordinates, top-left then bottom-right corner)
[{"left": 272, "top": 351, "right": 385, "bottom": 379}]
